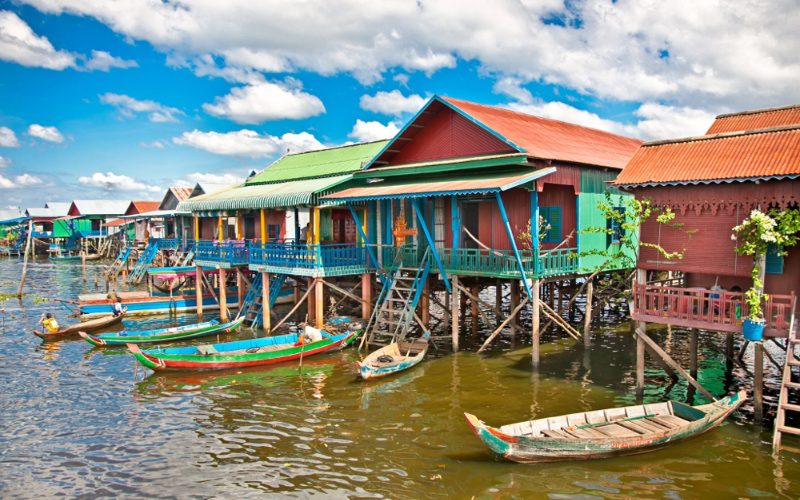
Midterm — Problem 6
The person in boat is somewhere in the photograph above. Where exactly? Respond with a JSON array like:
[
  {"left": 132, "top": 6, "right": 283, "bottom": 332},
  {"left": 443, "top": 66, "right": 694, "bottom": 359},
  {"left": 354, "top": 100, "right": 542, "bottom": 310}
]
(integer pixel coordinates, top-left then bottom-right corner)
[
  {"left": 40, "top": 313, "right": 60, "bottom": 333},
  {"left": 112, "top": 297, "right": 126, "bottom": 317}
]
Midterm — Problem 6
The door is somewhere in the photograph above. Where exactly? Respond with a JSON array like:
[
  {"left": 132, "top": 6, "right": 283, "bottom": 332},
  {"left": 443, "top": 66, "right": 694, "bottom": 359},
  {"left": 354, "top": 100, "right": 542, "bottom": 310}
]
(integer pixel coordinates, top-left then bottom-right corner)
[{"left": 462, "top": 202, "right": 479, "bottom": 249}]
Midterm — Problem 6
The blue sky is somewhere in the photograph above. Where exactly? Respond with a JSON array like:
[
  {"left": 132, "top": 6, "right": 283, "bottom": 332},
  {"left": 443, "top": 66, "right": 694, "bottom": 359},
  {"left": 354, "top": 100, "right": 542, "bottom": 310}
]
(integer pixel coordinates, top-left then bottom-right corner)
[{"left": 1, "top": 1, "right": 798, "bottom": 212}]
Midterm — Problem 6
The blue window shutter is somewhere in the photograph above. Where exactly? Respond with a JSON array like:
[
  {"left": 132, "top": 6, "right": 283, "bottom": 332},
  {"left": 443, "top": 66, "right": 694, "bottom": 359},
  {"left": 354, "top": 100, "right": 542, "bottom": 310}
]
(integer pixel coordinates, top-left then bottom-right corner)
[
  {"left": 541, "top": 206, "right": 562, "bottom": 244},
  {"left": 766, "top": 244, "right": 784, "bottom": 274}
]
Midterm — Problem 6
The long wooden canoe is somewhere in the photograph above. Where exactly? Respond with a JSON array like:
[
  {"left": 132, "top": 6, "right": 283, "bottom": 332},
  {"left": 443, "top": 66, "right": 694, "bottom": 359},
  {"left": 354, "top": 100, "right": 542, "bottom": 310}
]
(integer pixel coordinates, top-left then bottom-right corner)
[
  {"left": 129, "top": 322, "right": 361, "bottom": 372},
  {"left": 357, "top": 336, "right": 428, "bottom": 380},
  {"left": 79, "top": 316, "right": 244, "bottom": 346},
  {"left": 465, "top": 390, "right": 745, "bottom": 464},
  {"left": 33, "top": 312, "right": 125, "bottom": 340}
]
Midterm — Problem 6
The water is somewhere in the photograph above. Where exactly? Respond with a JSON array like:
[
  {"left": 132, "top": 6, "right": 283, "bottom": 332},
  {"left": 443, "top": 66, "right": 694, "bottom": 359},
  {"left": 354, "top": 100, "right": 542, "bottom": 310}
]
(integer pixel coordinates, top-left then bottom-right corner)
[{"left": 1, "top": 258, "right": 799, "bottom": 498}]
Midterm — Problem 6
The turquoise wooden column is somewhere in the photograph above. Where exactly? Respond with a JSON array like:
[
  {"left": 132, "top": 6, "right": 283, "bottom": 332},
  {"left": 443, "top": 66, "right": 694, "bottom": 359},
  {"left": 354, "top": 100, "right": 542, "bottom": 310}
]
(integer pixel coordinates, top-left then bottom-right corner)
[
  {"left": 530, "top": 188, "right": 540, "bottom": 275},
  {"left": 411, "top": 199, "right": 451, "bottom": 293}
]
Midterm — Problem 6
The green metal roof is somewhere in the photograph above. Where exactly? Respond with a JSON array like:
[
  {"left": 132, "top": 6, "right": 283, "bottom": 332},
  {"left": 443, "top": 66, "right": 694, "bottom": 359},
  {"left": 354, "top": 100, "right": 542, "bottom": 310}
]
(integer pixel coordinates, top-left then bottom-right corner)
[
  {"left": 178, "top": 175, "right": 353, "bottom": 212},
  {"left": 246, "top": 140, "right": 389, "bottom": 185}
]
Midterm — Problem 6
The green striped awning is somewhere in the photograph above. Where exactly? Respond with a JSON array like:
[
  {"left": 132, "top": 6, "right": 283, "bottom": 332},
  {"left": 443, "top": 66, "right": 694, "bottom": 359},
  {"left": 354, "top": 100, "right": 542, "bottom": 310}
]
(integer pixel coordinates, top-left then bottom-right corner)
[{"left": 178, "top": 175, "right": 352, "bottom": 212}]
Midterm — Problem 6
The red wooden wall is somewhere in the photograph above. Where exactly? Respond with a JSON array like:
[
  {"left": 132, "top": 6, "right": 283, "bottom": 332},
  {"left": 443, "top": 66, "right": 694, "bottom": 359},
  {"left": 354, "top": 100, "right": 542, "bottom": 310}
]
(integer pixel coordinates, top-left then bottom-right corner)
[
  {"left": 538, "top": 183, "right": 577, "bottom": 249},
  {"left": 388, "top": 107, "right": 515, "bottom": 165}
]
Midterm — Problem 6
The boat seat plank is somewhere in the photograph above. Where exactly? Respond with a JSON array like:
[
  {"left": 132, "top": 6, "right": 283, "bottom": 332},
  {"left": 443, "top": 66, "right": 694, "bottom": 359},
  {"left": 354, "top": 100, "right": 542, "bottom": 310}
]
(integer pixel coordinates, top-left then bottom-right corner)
[
  {"left": 605, "top": 408, "right": 627, "bottom": 421},
  {"left": 625, "top": 406, "right": 647, "bottom": 418},
  {"left": 565, "top": 426, "right": 606, "bottom": 439},
  {"left": 644, "top": 402, "right": 672, "bottom": 416},
  {"left": 530, "top": 420, "right": 550, "bottom": 437},
  {"left": 594, "top": 423, "right": 640, "bottom": 438},
  {"left": 629, "top": 418, "right": 667, "bottom": 433},
  {"left": 617, "top": 420, "right": 651, "bottom": 435},
  {"left": 652, "top": 415, "right": 688, "bottom": 428},
  {"left": 566, "top": 414, "right": 588, "bottom": 427},
  {"left": 541, "top": 429, "right": 571, "bottom": 439},
  {"left": 645, "top": 416, "right": 678, "bottom": 429}
]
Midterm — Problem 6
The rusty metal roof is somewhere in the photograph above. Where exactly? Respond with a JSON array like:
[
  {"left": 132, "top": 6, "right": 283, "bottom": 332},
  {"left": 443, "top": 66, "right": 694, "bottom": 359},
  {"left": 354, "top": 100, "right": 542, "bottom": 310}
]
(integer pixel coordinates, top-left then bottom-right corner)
[
  {"left": 322, "top": 168, "right": 555, "bottom": 202},
  {"left": 615, "top": 125, "right": 800, "bottom": 187},
  {"left": 707, "top": 104, "right": 800, "bottom": 134},
  {"left": 442, "top": 97, "right": 643, "bottom": 169}
]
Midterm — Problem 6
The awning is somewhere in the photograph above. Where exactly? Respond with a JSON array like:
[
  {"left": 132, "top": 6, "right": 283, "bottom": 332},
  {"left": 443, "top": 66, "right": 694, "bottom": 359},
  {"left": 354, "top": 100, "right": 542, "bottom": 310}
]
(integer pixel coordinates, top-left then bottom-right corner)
[
  {"left": 178, "top": 175, "right": 352, "bottom": 212},
  {"left": 119, "top": 209, "right": 191, "bottom": 220},
  {"left": 321, "top": 168, "right": 555, "bottom": 202}
]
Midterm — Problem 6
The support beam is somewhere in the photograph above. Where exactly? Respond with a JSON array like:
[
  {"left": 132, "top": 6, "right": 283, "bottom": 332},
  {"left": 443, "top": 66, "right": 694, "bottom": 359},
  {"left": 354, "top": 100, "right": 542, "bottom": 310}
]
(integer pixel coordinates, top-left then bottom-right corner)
[
  {"left": 495, "top": 192, "right": 532, "bottom": 298},
  {"left": 217, "top": 215, "right": 224, "bottom": 243},
  {"left": 634, "top": 327, "right": 716, "bottom": 402},
  {"left": 195, "top": 265, "right": 203, "bottom": 321},
  {"left": 478, "top": 296, "right": 531, "bottom": 353},
  {"left": 307, "top": 278, "right": 315, "bottom": 325},
  {"left": 260, "top": 208, "right": 266, "bottom": 244},
  {"left": 754, "top": 342, "right": 764, "bottom": 424},
  {"left": 510, "top": 280, "right": 520, "bottom": 333},
  {"left": 451, "top": 275, "right": 460, "bottom": 352},
  {"left": 636, "top": 323, "right": 646, "bottom": 399},
  {"left": 583, "top": 279, "right": 593, "bottom": 347},
  {"left": 361, "top": 273, "right": 372, "bottom": 320},
  {"left": 347, "top": 205, "right": 381, "bottom": 276},
  {"left": 236, "top": 270, "right": 245, "bottom": 308},
  {"left": 421, "top": 277, "right": 430, "bottom": 327},
  {"left": 451, "top": 195, "right": 460, "bottom": 249},
  {"left": 411, "top": 199, "right": 451, "bottom": 293},
  {"left": 194, "top": 214, "right": 200, "bottom": 243},
  {"left": 262, "top": 272, "right": 271, "bottom": 332},
  {"left": 218, "top": 267, "right": 228, "bottom": 322},
  {"left": 315, "top": 278, "right": 324, "bottom": 329},
  {"left": 532, "top": 278, "right": 541, "bottom": 365}
]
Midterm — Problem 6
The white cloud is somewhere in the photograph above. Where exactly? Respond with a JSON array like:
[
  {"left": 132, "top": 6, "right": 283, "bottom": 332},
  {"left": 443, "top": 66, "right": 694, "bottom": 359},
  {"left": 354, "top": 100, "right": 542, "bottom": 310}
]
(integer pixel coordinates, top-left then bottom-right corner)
[
  {"left": 19, "top": 0, "right": 800, "bottom": 109},
  {"left": 360, "top": 90, "right": 427, "bottom": 116},
  {"left": 140, "top": 140, "right": 165, "bottom": 149},
  {"left": 203, "top": 80, "right": 325, "bottom": 124},
  {"left": 78, "top": 171, "right": 161, "bottom": 193},
  {"left": 0, "top": 127, "right": 19, "bottom": 147},
  {"left": 349, "top": 119, "right": 400, "bottom": 142},
  {"left": 176, "top": 172, "right": 246, "bottom": 194},
  {"left": 0, "top": 175, "right": 14, "bottom": 189},
  {"left": 27, "top": 124, "right": 64, "bottom": 143},
  {"left": 493, "top": 77, "right": 533, "bottom": 104},
  {"left": 14, "top": 173, "right": 42, "bottom": 186},
  {"left": 173, "top": 129, "right": 324, "bottom": 157},
  {"left": 83, "top": 50, "right": 137, "bottom": 71},
  {"left": 0, "top": 10, "right": 75, "bottom": 70},
  {"left": 0, "top": 156, "right": 9, "bottom": 168},
  {"left": 100, "top": 93, "right": 183, "bottom": 123}
]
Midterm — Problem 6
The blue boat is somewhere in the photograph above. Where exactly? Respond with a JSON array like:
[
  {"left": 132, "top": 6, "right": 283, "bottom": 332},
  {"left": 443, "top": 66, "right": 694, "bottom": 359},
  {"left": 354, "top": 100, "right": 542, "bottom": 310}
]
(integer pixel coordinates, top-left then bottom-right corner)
[{"left": 357, "top": 335, "right": 429, "bottom": 380}]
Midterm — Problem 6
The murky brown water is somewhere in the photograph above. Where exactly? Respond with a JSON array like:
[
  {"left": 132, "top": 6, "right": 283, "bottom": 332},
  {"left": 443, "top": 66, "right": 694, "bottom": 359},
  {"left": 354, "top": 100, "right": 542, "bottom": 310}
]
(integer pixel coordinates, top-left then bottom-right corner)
[{"left": 1, "top": 258, "right": 799, "bottom": 498}]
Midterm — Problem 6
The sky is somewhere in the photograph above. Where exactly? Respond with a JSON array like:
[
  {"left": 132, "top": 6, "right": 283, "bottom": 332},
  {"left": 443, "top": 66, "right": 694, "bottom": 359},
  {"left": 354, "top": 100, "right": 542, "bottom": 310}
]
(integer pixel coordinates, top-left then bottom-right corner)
[{"left": 0, "top": 0, "right": 798, "bottom": 212}]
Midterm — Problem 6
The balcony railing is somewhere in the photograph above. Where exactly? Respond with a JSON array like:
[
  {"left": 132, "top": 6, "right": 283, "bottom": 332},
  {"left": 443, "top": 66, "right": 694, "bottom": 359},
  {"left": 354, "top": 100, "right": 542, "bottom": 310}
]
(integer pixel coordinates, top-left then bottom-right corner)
[
  {"left": 79, "top": 229, "right": 107, "bottom": 237},
  {"left": 632, "top": 283, "right": 796, "bottom": 336},
  {"left": 195, "top": 240, "right": 249, "bottom": 266},
  {"left": 31, "top": 231, "right": 54, "bottom": 238},
  {"left": 249, "top": 242, "right": 368, "bottom": 271}
]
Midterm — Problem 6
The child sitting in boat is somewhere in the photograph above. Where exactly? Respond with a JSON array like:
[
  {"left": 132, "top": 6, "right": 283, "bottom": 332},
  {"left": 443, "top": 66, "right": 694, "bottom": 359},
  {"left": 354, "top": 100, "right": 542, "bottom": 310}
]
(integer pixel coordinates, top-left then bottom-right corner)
[
  {"left": 40, "top": 313, "right": 59, "bottom": 333},
  {"left": 112, "top": 297, "right": 126, "bottom": 317}
]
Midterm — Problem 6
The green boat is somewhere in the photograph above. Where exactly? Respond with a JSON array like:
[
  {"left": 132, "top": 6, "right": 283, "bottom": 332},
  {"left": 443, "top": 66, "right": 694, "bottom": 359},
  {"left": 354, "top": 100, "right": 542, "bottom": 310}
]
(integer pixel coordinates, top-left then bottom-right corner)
[
  {"left": 79, "top": 317, "right": 244, "bottom": 346},
  {"left": 465, "top": 390, "right": 745, "bottom": 464}
]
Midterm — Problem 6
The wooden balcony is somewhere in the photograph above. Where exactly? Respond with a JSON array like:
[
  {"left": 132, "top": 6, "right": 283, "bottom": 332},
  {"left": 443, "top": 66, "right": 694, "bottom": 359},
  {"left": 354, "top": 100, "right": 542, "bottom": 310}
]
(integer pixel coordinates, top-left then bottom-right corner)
[{"left": 632, "top": 283, "right": 797, "bottom": 337}]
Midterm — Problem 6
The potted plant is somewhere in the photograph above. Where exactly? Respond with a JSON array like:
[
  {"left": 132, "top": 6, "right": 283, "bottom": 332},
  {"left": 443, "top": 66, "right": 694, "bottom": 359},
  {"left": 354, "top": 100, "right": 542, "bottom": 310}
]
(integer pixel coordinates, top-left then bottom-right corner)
[{"left": 733, "top": 208, "right": 800, "bottom": 341}]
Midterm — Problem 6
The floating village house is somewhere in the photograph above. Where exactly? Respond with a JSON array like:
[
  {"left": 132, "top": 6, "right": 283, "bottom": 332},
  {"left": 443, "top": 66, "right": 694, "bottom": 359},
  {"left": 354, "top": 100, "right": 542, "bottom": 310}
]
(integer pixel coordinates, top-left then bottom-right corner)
[
  {"left": 25, "top": 202, "right": 71, "bottom": 238},
  {"left": 177, "top": 141, "right": 388, "bottom": 325},
  {"left": 66, "top": 200, "right": 131, "bottom": 237},
  {"left": 613, "top": 103, "right": 800, "bottom": 427}
]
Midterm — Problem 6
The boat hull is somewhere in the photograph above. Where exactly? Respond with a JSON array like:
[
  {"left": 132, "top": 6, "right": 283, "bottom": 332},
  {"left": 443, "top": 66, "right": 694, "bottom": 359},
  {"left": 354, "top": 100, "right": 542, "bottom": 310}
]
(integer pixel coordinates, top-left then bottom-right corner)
[
  {"left": 79, "top": 317, "right": 244, "bottom": 346},
  {"left": 79, "top": 293, "right": 241, "bottom": 319},
  {"left": 357, "top": 339, "right": 428, "bottom": 380},
  {"left": 33, "top": 313, "right": 124, "bottom": 340},
  {"left": 465, "top": 391, "right": 745, "bottom": 464}
]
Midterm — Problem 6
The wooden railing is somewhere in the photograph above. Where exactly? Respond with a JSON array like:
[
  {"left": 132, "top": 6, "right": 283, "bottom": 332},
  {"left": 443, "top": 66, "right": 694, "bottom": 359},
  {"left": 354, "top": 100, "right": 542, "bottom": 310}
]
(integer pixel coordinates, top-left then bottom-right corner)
[{"left": 632, "top": 283, "right": 796, "bottom": 336}]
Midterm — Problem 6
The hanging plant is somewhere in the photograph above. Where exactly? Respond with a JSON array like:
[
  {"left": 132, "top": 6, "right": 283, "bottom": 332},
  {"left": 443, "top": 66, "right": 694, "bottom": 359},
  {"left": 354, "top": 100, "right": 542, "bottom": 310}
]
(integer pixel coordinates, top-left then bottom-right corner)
[{"left": 732, "top": 208, "right": 800, "bottom": 324}]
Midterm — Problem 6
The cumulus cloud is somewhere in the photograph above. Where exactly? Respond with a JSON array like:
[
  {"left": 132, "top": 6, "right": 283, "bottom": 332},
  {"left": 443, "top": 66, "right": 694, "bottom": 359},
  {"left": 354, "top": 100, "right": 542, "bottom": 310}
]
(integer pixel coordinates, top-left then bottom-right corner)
[
  {"left": 0, "top": 156, "right": 10, "bottom": 168},
  {"left": 99, "top": 93, "right": 183, "bottom": 123},
  {"left": 0, "top": 175, "right": 13, "bottom": 189},
  {"left": 83, "top": 50, "right": 137, "bottom": 71},
  {"left": 203, "top": 79, "right": 325, "bottom": 124},
  {"left": 19, "top": 0, "right": 800, "bottom": 109},
  {"left": 0, "top": 172, "right": 44, "bottom": 188},
  {"left": 349, "top": 119, "right": 400, "bottom": 142},
  {"left": 493, "top": 77, "right": 533, "bottom": 104},
  {"left": 0, "top": 127, "right": 19, "bottom": 147},
  {"left": 78, "top": 171, "right": 161, "bottom": 193},
  {"left": 140, "top": 140, "right": 166, "bottom": 149},
  {"left": 0, "top": 10, "right": 75, "bottom": 69},
  {"left": 27, "top": 124, "right": 64, "bottom": 143},
  {"left": 176, "top": 172, "right": 247, "bottom": 194},
  {"left": 360, "top": 90, "right": 427, "bottom": 116},
  {"left": 173, "top": 129, "right": 324, "bottom": 157}
]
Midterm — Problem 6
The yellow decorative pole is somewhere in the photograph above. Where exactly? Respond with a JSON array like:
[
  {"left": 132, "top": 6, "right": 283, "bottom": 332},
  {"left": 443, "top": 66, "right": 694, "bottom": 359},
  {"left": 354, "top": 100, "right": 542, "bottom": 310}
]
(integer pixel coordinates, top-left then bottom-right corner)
[{"left": 260, "top": 208, "right": 266, "bottom": 244}]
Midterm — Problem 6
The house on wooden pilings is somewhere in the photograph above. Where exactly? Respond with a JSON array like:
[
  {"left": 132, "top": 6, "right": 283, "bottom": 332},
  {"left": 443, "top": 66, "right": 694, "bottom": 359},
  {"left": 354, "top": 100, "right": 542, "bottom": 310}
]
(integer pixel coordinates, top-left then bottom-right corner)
[
  {"left": 322, "top": 96, "right": 642, "bottom": 353},
  {"left": 177, "top": 140, "right": 388, "bottom": 326},
  {"left": 25, "top": 202, "right": 70, "bottom": 239},
  {"left": 614, "top": 103, "right": 800, "bottom": 422}
]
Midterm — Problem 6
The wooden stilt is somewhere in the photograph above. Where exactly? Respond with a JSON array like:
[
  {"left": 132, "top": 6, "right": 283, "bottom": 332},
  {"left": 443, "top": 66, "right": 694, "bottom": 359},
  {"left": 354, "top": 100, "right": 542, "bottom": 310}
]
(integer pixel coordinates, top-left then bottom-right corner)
[
  {"left": 236, "top": 270, "right": 245, "bottom": 308},
  {"left": 532, "top": 278, "right": 541, "bottom": 366},
  {"left": 307, "top": 278, "right": 315, "bottom": 325},
  {"left": 636, "top": 322, "right": 646, "bottom": 399},
  {"left": 583, "top": 279, "right": 593, "bottom": 347},
  {"left": 218, "top": 268, "right": 228, "bottom": 322},
  {"left": 451, "top": 275, "right": 460, "bottom": 352},
  {"left": 470, "top": 284, "right": 479, "bottom": 335},
  {"left": 361, "top": 273, "right": 372, "bottom": 320},
  {"left": 479, "top": 296, "right": 530, "bottom": 352},
  {"left": 262, "top": 272, "right": 271, "bottom": 332},
  {"left": 315, "top": 278, "right": 324, "bottom": 329},
  {"left": 688, "top": 329, "right": 699, "bottom": 403},
  {"left": 495, "top": 280, "right": 503, "bottom": 328},
  {"left": 294, "top": 281, "right": 302, "bottom": 320},
  {"left": 754, "top": 342, "right": 764, "bottom": 424},
  {"left": 421, "top": 277, "right": 430, "bottom": 327},
  {"left": 510, "top": 279, "right": 520, "bottom": 333},
  {"left": 726, "top": 332, "right": 734, "bottom": 372},
  {"left": 195, "top": 265, "right": 203, "bottom": 321}
]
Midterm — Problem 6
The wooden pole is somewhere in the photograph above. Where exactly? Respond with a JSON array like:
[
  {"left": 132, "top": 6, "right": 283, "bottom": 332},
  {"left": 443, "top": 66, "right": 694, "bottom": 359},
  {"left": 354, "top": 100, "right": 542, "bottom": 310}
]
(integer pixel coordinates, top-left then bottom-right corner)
[
  {"left": 17, "top": 220, "right": 33, "bottom": 298},
  {"left": 218, "top": 267, "right": 228, "bottom": 322},
  {"left": 361, "top": 273, "right": 372, "bottom": 320},
  {"left": 236, "top": 269, "right": 245, "bottom": 308},
  {"left": 725, "top": 332, "right": 734, "bottom": 373},
  {"left": 510, "top": 279, "right": 520, "bottom": 333},
  {"left": 262, "top": 272, "right": 271, "bottom": 332},
  {"left": 451, "top": 275, "right": 460, "bottom": 352},
  {"left": 421, "top": 277, "right": 430, "bottom": 327},
  {"left": 688, "top": 329, "right": 699, "bottom": 403},
  {"left": 273, "top": 285, "right": 315, "bottom": 332},
  {"left": 754, "top": 342, "right": 764, "bottom": 424},
  {"left": 583, "top": 279, "right": 593, "bottom": 347},
  {"left": 195, "top": 265, "right": 204, "bottom": 321},
  {"left": 532, "top": 278, "right": 541, "bottom": 366},
  {"left": 307, "top": 278, "right": 315, "bottom": 325},
  {"left": 478, "top": 296, "right": 531, "bottom": 352},
  {"left": 470, "top": 284, "right": 479, "bottom": 335},
  {"left": 217, "top": 215, "right": 224, "bottom": 242},
  {"left": 315, "top": 278, "right": 324, "bottom": 329},
  {"left": 495, "top": 279, "right": 503, "bottom": 327},
  {"left": 636, "top": 322, "right": 646, "bottom": 399},
  {"left": 260, "top": 208, "right": 266, "bottom": 243}
]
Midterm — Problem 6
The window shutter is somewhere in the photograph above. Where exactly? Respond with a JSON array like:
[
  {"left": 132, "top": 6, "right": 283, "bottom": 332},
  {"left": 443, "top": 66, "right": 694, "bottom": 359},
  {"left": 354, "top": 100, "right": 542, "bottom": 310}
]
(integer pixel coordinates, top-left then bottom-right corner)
[{"left": 766, "top": 244, "right": 784, "bottom": 274}]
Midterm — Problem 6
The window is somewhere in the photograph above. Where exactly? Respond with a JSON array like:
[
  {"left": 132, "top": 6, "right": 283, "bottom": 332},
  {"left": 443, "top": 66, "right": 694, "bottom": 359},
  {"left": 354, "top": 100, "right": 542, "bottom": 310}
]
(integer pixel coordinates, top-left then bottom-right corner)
[
  {"left": 766, "top": 243, "right": 784, "bottom": 274},
  {"left": 608, "top": 206, "right": 625, "bottom": 245},
  {"left": 540, "top": 206, "right": 562, "bottom": 244},
  {"left": 267, "top": 224, "right": 280, "bottom": 241}
]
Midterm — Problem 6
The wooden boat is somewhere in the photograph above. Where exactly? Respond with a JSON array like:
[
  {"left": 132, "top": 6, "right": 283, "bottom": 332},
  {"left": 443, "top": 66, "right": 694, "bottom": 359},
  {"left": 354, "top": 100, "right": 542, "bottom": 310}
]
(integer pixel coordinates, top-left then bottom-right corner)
[
  {"left": 357, "top": 335, "right": 429, "bottom": 380},
  {"left": 79, "top": 290, "right": 241, "bottom": 318},
  {"left": 464, "top": 390, "right": 745, "bottom": 464},
  {"left": 33, "top": 312, "right": 125, "bottom": 340},
  {"left": 79, "top": 316, "right": 244, "bottom": 346},
  {"left": 128, "top": 321, "right": 362, "bottom": 372}
]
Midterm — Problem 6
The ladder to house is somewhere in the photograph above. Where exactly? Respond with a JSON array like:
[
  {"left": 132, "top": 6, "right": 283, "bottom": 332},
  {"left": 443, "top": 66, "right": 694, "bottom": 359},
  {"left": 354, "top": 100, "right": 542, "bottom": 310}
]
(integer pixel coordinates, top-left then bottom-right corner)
[
  {"left": 237, "top": 273, "right": 288, "bottom": 328},
  {"left": 126, "top": 240, "right": 160, "bottom": 284},
  {"left": 363, "top": 247, "right": 430, "bottom": 348},
  {"left": 107, "top": 245, "right": 133, "bottom": 277},
  {"left": 773, "top": 297, "right": 799, "bottom": 454}
]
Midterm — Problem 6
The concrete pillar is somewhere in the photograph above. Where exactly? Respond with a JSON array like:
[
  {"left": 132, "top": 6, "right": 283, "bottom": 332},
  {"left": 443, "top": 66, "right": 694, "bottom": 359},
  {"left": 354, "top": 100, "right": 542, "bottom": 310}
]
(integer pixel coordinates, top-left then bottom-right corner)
[
  {"left": 236, "top": 270, "right": 244, "bottom": 308},
  {"left": 218, "top": 267, "right": 228, "bottom": 322}
]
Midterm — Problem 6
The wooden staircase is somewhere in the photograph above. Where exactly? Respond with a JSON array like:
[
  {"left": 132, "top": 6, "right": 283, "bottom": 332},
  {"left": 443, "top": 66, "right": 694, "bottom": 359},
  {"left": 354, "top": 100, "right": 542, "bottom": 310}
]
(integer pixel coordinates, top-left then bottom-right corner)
[
  {"left": 773, "top": 296, "right": 799, "bottom": 454},
  {"left": 238, "top": 273, "right": 288, "bottom": 328},
  {"left": 362, "top": 248, "right": 430, "bottom": 348}
]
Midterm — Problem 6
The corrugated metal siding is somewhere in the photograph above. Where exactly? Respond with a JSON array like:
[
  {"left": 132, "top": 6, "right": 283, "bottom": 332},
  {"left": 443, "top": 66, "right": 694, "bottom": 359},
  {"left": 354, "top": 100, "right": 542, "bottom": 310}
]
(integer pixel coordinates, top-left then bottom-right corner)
[
  {"left": 390, "top": 107, "right": 514, "bottom": 164},
  {"left": 616, "top": 127, "right": 800, "bottom": 185},
  {"left": 487, "top": 188, "right": 531, "bottom": 250},
  {"left": 538, "top": 184, "right": 576, "bottom": 250},
  {"left": 538, "top": 165, "right": 581, "bottom": 194},
  {"left": 708, "top": 107, "right": 800, "bottom": 134},
  {"left": 580, "top": 167, "right": 619, "bottom": 194}
]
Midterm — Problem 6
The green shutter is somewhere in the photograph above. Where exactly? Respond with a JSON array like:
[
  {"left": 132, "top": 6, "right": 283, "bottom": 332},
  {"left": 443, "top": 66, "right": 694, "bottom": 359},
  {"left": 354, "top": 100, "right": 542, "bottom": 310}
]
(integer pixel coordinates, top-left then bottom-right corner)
[{"left": 766, "top": 244, "right": 784, "bottom": 274}]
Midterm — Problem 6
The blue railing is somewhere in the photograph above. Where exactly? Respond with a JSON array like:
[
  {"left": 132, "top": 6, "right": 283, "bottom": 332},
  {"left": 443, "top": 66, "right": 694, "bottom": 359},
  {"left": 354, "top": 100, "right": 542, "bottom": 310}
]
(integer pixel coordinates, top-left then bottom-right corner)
[
  {"left": 248, "top": 241, "right": 368, "bottom": 270},
  {"left": 31, "top": 231, "right": 53, "bottom": 238},
  {"left": 79, "top": 229, "right": 107, "bottom": 237},
  {"left": 195, "top": 240, "right": 249, "bottom": 266}
]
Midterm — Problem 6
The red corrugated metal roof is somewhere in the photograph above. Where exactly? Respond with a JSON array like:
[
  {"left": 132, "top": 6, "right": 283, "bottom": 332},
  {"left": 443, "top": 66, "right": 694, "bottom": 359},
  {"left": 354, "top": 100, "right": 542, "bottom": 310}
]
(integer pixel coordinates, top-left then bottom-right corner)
[
  {"left": 170, "top": 187, "right": 193, "bottom": 202},
  {"left": 324, "top": 169, "right": 554, "bottom": 201},
  {"left": 126, "top": 201, "right": 160, "bottom": 215},
  {"left": 707, "top": 104, "right": 800, "bottom": 134},
  {"left": 615, "top": 125, "right": 800, "bottom": 186},
  {"left": 442, "top": 97, "right": 643, "bottom": 169}
]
